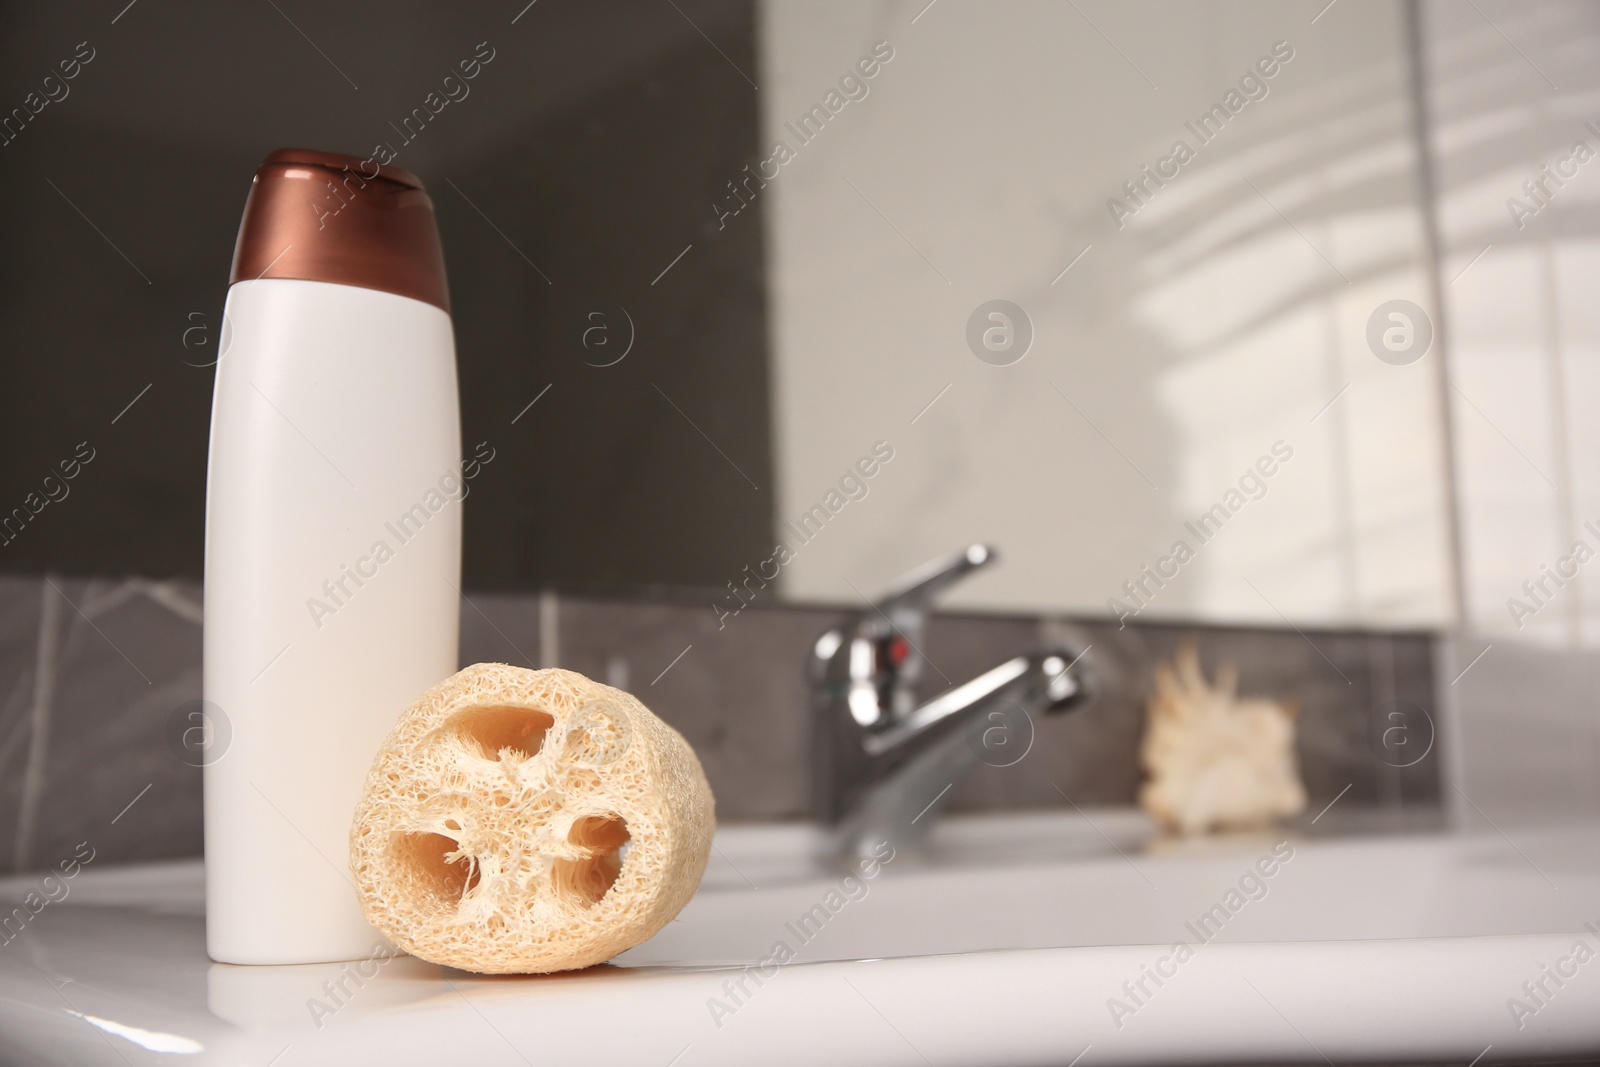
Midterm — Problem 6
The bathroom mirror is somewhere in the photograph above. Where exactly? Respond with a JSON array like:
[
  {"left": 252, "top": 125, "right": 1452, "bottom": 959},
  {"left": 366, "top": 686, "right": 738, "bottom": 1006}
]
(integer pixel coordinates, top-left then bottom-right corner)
[
  {"left": 0, "top": 0, "right": 1457, "bottom": 629},
  {"left": 756, "top": 0, "right": 1452, "bottom": 628}
]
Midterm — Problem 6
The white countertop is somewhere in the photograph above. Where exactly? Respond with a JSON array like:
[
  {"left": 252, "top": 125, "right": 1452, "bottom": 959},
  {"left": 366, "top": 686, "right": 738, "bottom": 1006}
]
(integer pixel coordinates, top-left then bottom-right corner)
[{"left": 2, "top": 810, "right": 1597, "bottom": 1065}]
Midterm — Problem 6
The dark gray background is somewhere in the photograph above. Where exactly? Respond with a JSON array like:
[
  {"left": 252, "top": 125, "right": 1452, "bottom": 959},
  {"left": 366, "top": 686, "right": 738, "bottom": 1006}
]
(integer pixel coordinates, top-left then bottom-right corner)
[{"left": 0, "top": 0, "right": 773, "bottom": 593}]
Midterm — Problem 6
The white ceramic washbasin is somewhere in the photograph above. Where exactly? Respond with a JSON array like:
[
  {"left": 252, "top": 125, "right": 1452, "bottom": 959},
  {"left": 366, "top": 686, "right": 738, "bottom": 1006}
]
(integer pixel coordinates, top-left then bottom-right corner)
[{"left": 1, "top": 809, "right": 1597, "bottom": 1066}]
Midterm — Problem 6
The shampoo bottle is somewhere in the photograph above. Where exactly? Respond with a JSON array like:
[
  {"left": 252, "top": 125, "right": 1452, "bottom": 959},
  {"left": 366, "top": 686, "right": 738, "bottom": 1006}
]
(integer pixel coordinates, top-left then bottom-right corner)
[{"left": 204, "top": 148, "right": 461, "bottom": 964}]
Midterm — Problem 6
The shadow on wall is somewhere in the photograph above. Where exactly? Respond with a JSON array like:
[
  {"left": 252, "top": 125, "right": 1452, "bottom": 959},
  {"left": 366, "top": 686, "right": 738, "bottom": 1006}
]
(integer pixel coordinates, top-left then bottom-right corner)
[
  {"left": 1092, "top": 18, "right": 1449, "bottom": 625},
  {"left": 1423, "top": 0, "right": 1600, "bottom": 646}
]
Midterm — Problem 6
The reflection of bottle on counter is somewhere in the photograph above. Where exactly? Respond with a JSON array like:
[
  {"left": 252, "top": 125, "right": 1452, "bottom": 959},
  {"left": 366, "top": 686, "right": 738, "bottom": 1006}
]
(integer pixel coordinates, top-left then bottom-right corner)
[
  {"left": 204, "top": 149, "right": 461, "bottom": 965},
  {"left": 205, "top": 950, "right": 438, "bottom": 1034}
]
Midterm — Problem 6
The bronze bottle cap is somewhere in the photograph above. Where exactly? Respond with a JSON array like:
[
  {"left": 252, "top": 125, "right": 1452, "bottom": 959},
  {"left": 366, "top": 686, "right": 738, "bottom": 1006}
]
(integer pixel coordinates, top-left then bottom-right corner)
[{"left": 229, "top": 148, "right": 451, "bottom": 313}]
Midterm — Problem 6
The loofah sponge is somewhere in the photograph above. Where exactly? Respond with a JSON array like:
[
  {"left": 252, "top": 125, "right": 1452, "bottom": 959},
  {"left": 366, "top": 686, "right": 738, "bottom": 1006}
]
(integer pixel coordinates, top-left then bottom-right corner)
[
  {"left": 350, "top": 663, "right": 715, "bottom": 974},
  {"left": 1138, "top": 643, "right": 1306, "bottom": 836}
]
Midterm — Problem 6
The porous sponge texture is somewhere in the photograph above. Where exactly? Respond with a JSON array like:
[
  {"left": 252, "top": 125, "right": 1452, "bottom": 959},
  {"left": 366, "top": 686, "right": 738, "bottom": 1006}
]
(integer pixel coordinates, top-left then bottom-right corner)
[{"left": 350, "top": 663, "right": 715, "bottom": 974}]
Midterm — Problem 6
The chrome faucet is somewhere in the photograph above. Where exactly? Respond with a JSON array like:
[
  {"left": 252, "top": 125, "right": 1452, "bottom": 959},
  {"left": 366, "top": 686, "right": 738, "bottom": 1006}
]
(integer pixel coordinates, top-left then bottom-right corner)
[{"left": 809, "top": 544, "right": 1094, "bottom": 858}]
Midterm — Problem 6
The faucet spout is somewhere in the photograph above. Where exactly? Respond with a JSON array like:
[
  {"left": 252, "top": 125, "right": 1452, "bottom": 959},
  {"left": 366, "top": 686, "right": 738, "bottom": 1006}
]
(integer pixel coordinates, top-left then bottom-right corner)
[
  {"left": 863, "top": 651, "right": 1085, "bottom": 760},
  {"left": 809, "top": 547, "right": 1094, "bottom": 859}
]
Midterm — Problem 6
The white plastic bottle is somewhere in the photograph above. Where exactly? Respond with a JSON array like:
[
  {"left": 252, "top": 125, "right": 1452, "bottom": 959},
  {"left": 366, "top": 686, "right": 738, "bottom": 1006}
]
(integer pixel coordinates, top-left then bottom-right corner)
[{"left": 203, "top": 148, "right": 461, "bottom": 965}]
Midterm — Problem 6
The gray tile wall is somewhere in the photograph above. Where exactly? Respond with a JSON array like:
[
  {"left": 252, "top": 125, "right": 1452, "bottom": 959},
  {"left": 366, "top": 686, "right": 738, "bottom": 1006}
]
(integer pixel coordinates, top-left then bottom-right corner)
[
  {"left": 544, "top": 599, "right": 1440, "bottom": 821},
  {"left": 0, "top": 574, "right": 1441, "bottom": 875},
  {"left": 1438, "top": 636, "right": 1600, "bottom": 829},
  {"left": 0, "top": 574, "right": 204, "bottom": 876}
]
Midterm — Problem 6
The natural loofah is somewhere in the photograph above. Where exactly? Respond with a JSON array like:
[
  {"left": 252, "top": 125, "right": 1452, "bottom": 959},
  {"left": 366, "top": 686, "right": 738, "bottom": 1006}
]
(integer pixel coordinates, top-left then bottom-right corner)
[
  {"left": 1138, "top": 643, "right": 1305, "bottom": 836},
  {"left": 350, "top": 663, "right": 715, "bottom": 974}
]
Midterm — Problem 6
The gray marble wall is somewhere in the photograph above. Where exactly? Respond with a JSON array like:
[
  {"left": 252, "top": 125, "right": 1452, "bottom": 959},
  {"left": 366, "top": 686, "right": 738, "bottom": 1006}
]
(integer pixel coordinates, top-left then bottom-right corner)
[
  {"left": 0, "top": 574, "right": 205, "bottom": 876},
  {"left": 0, "top": 573, "right": 1439, "bottom": 875}
]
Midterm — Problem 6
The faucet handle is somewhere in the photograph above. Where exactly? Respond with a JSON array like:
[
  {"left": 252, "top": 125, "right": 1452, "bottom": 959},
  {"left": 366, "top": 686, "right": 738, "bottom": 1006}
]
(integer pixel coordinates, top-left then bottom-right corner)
[
  {"left": 813, "top": 545, "right": 997, "bottom": 727},
  {"left": 872, "top": 543, "right": 995, "bottom": 626}
]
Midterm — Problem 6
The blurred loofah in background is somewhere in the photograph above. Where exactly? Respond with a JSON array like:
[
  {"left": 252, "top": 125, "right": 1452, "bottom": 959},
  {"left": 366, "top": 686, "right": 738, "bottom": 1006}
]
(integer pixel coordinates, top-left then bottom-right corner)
[{"left": 1138, "top": 643, "right": 1306, "bottom": 835}]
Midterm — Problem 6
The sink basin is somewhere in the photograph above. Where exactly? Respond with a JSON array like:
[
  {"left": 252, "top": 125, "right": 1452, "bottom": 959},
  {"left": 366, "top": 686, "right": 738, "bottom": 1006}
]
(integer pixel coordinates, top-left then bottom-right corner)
[{"left": 2, "top": 809, "right": 1597, "bottom": 1065}]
